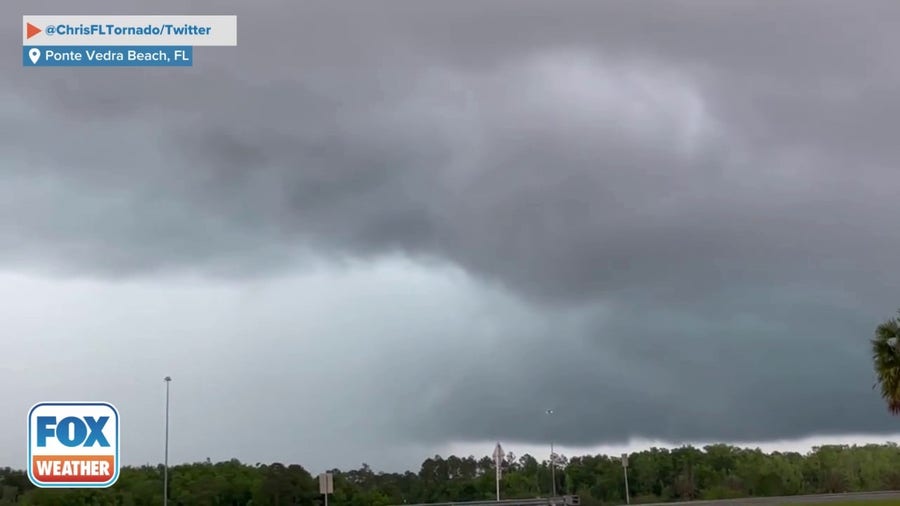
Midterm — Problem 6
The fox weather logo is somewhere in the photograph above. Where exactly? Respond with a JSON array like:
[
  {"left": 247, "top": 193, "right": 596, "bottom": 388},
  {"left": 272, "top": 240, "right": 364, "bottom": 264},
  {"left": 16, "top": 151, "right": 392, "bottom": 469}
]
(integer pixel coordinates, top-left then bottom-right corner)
[{"left": 27, "top": 402, "right": 120, "bottom": 488}]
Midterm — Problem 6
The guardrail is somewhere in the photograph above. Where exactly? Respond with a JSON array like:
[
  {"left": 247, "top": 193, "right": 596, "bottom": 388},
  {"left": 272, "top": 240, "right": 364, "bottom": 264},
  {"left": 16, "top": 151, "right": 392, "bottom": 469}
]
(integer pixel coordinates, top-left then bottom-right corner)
[
  {"left": 631, "top": 490, "right": 900, "bottom": 505},
  {"left": 389, "top": 495, "right": 580, "bottom": 506}
]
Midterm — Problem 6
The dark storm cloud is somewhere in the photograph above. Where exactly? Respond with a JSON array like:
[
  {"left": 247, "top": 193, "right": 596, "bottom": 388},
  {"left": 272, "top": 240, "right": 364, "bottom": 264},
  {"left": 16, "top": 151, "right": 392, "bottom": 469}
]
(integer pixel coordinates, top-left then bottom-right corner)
[
  {"left": 4, "top": 0, "right": 900, "bottom": 454},
  {"left": 402, "top": 291, "right": 890, "bottom": 446}
]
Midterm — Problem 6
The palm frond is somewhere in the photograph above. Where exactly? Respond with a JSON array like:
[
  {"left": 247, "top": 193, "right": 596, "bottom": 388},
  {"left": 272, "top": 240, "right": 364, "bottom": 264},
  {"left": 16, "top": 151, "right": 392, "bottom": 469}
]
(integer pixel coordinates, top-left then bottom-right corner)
[{"left": 871, "top": 310, "right": 900, "bottom": 414}]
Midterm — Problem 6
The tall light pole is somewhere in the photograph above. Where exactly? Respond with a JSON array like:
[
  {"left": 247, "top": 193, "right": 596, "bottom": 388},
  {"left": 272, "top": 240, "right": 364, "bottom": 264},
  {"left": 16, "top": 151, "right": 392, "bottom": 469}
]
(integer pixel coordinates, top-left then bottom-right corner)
[
  {"left": 164, "top": 376, "right": 172, "bottom": 506},
  {"left": 545, "top": 409, "right": 556, "bottom": 497}
]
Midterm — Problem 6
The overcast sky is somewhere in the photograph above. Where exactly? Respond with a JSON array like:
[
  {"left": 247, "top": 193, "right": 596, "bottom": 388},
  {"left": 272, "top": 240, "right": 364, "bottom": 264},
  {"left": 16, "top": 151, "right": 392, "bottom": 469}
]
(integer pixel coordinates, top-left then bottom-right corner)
[{"left": 3, "top": 0, "right": 900, "bottom": 473}]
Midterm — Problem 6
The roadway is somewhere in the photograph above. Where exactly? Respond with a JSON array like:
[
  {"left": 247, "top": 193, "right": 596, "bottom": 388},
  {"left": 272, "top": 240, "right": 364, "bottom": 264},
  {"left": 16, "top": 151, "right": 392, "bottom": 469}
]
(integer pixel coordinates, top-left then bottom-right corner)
[{"left": 635, "top": 490, "right": 900, "bottom": 505}]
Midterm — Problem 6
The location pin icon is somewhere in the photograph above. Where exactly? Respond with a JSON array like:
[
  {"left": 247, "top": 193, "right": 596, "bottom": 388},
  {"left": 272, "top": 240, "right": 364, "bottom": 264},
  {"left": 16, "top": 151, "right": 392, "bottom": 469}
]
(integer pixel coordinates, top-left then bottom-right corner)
[{"left": 28, "top": 48, "right": 40, "bottom": 64}]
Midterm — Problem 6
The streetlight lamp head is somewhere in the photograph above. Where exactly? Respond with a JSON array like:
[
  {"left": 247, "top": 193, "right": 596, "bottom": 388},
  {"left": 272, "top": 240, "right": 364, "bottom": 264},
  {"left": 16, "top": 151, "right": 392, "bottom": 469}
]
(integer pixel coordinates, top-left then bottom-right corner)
[{"left": 164, "top": 376, "right": 172, "bottom": 382}]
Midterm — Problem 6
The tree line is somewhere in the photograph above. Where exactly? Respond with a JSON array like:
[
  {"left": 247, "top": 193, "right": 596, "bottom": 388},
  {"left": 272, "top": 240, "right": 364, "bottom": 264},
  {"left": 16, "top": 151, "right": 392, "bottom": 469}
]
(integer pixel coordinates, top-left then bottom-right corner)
[{"left": 4, "top": 442, "right": 900, "bottom": 505}]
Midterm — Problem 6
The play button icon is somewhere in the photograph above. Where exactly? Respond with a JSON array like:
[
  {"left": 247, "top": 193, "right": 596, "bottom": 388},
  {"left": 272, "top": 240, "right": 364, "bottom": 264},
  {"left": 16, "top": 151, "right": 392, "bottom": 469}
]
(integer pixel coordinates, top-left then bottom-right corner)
[{"left": 26, "top": 23, "right": 42, "bottom": 39}]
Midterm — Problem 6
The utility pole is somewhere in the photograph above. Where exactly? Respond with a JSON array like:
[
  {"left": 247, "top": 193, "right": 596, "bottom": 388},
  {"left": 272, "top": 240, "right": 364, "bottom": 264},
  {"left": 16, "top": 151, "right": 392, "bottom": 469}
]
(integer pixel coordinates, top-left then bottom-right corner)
[
  {"left": 164, "top": 376, "right": 172, "bottom": 506},
  {"left": 550, "top": 442, "right": 556, "bottom": 497},
  {"left": 622, "top": 453, "right": 630, "bottom": 505},
  {"left": 546, "top": 409, "right": 556, "bottom": 497}
]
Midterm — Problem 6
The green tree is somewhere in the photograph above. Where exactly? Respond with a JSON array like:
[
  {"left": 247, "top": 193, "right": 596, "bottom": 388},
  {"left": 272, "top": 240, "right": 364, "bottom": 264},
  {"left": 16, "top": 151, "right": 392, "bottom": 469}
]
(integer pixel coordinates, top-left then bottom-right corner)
[{"left": 872, "top": 309, "right": 900, "bottom": 413}]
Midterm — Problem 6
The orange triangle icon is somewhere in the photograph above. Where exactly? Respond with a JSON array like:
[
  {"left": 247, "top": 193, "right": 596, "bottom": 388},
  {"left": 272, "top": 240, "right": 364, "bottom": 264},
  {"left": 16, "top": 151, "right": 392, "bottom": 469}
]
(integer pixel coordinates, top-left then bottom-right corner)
[{"left": 26, "top": 23, "right": 42, "bottom": 39}]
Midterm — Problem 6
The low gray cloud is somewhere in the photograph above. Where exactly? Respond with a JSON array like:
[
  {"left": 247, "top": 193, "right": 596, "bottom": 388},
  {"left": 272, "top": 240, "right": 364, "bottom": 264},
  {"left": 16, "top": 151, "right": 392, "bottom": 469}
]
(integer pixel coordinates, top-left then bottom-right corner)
[{"left": 3, "top": 0, "right": 900, "bottom": 468}]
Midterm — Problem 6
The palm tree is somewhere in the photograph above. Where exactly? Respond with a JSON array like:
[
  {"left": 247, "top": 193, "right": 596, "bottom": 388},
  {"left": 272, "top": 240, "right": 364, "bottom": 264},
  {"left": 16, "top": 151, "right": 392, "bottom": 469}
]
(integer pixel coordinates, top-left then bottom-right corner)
[{"left": 872, "top": 310, "right": 900, "bottom": 413}]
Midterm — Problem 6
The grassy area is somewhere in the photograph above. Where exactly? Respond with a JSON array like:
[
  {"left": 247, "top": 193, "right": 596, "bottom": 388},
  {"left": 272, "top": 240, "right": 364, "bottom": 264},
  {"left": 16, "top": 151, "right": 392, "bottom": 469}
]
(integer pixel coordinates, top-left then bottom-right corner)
[{"left": 801, "top": 502, "right": 900, "bottom": 506}]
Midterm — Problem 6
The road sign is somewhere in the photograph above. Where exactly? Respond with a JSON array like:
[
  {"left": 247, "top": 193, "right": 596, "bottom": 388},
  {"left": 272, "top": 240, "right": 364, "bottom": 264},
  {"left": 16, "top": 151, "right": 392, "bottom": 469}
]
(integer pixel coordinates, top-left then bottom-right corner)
[
  {"left": 319, "top": 472, "right": 333, "bottom": 494},
  {"left": 621, "top": 453, "right": 628, "bottom": 468},
  {"left": 493, "top": 443, "right": 504, "bottom": 464},
  {"left": 493, "top": 442, "right": 504, "bottom": 500}
]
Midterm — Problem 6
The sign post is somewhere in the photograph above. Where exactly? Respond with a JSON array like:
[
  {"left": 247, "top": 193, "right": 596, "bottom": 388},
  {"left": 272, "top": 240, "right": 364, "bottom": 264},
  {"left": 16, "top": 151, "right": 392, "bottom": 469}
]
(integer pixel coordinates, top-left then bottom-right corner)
[
  {"left": 493, "top": 443, "right": 504, "bottom": 501},
  {"left": 319, "top": 472, "right": 333, "bottom": 506},
  {"left": 621, "top": 454, "right": 630, "bottom": 505}
]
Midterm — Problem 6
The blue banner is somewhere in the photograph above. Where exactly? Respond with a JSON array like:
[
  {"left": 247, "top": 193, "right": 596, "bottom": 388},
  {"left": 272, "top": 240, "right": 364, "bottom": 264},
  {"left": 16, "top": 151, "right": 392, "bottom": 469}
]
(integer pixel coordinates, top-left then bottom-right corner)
[{"left": 23, "top": 45, "right": 192, "bottom": 67}]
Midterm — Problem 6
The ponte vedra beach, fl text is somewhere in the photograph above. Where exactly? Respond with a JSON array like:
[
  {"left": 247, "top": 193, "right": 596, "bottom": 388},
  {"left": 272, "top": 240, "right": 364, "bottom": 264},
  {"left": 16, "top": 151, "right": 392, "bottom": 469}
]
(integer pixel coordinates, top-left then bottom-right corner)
[
  {"left": 24, "top": 45, "right": 193, "bottom": 67},
  {"left": 45, "top": 47, "right": 187, "bottom": 62}
]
